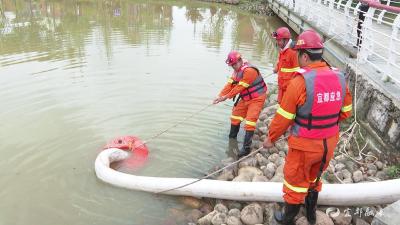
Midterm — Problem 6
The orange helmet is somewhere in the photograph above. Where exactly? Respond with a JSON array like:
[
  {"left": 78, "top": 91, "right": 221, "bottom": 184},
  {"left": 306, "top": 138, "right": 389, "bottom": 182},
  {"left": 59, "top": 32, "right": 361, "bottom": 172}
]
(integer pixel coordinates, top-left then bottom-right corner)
[
  {"left": 294, "top": 30, "right": 324, "bottom": 50},
  {"left": 225, "top": 51, "right": 242, "bottom": 66},
  {"left": 272, "top": 27, "right": 291, "bottom": 40}
]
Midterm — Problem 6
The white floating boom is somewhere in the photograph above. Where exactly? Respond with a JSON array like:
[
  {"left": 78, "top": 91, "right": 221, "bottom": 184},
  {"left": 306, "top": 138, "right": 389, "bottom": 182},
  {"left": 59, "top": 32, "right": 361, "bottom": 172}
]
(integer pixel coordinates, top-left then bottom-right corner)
[{"left": 95, "top": 148, "right": 400, "bottom": 206}]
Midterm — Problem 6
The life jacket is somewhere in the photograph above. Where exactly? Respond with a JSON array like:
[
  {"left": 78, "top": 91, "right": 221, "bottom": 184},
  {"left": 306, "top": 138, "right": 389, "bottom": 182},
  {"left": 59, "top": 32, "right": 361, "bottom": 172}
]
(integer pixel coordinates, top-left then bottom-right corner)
[
  {"left": 277, "top": 40, "right": 299, "bottom": 81},
  {"left": 290, "top": 67, "right": 346, "bottom": 139},
  {"left": 231, "top": 63, "right": 267, "bottom": 101}
]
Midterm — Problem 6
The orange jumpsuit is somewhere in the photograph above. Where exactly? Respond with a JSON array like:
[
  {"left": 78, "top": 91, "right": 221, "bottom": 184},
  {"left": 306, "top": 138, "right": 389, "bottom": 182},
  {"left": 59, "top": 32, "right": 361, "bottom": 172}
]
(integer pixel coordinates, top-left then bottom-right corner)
[
  {"left": 276, "top": 41, "right": 299, "bottom": 103},
  {"left": 268, "top": 62, "right": 352, "bottom": 204},
  {"left": 219, "top": 68, "right": 267, "bottom": 131}
]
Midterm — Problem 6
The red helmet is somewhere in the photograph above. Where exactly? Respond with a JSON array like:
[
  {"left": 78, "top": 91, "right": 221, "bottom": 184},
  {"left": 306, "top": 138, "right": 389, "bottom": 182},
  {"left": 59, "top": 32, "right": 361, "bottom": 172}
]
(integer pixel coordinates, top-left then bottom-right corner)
[
  {"left": 272, "top": 27, "right": 291, "bottom": 40},
  {"left": 225, "top": 51, "right": 242, "bottom": 66},
  {"left": 294, "top": 30, "right": 324, "bottom": 50}
]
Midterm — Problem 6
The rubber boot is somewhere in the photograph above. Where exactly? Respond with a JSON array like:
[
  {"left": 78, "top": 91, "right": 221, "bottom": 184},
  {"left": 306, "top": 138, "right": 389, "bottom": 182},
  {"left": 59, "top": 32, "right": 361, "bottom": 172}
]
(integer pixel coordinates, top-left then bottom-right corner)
[
  {"left": 305, "top": 190, "right": 318, "bottom": 225},
  {"left": 237, "top": 131, "right": 254, "bottom": 158},
  {"left": 228, "top": 124, "right": 240, "bottom": 139},
  {"left": 274, "top": 203, "right": 301, "bottom": 225}
]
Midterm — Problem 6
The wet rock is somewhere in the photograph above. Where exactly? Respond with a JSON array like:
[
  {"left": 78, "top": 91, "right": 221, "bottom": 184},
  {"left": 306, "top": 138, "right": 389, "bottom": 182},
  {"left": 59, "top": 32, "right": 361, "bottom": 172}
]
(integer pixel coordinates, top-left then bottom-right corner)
[
  {"left": 256, "top": 153, "right": 269, "bottom": 167},
  {"left": 186, "top": 209, "right": 203, "bottom": 223},
  {"left": 353, "top": 170, "right": 364, "bottom": 183},
  {"left": 226, "top": 216, "right": 243, "bottom": 225},
  {"left": 215, "top": 203, "right": 229, "bottom": 214},
  {"left": 238, "top": 166, "right": 263, "bottom": 177},
  {"left": 295, "top": 210, "right": 334, "bottom": 225},
  {"left": 228, "top": 208, "right": 242, "bottom": 218},
  {"left": 181, "top": 196, "right": 203, "bottom": 209},
  {"left": 217, "top": 168, "right": 235, "bottom": 181},
  {"left": 375, "top": 161, "right": 384, "bottom": 170},
  {"left": 331, "top": 212, "right": 352, "bottom": 225},
  {"left": 239, "top": 157, "right": 257, "bottom": 168},
  {"left": 252, "top": 175, "right": 268, "bottom": 182},
  {"left": 335, "top": 163, "right": 346, "bottom": 172},
  {"left": 211, "top": 213, "right": 227, "bottom": 225},
  {"left": 240, "top": 203, "right": 264, "bottom": 225}
]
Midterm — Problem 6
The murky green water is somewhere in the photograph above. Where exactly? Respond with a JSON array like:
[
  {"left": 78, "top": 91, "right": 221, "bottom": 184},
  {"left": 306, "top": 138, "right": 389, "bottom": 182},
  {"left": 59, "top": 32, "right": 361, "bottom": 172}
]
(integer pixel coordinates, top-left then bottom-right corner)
[{"left": 0, "top": 0, "right": 286, "bottom": 224}]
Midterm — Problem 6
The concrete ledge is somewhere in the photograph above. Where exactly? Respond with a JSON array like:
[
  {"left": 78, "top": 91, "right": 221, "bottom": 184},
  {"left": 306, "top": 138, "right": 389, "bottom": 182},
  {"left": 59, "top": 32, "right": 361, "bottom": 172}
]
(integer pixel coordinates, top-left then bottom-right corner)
[{"left": 372, "top": 200, "right": 400, "bottom": 225}]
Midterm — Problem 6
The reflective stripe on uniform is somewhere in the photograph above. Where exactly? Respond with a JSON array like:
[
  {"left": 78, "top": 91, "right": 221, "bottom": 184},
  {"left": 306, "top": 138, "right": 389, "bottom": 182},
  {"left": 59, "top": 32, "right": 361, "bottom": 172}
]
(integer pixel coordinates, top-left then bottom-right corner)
[
  {"left": 283, "top": 179, "right": 308, "bottom": 193},
  {"left": 231, "top": 115, "right": 244, "bottom": 121},
  {"left": 341, "top": 104, "right": 352, "bottom": 112},
  {"left": 277, "top": 106, "right": 296, "bottom": 120},
  {"left": 228, "top": 78, "right": 234, "bottom": 84},
  {"left": 239, "top": 81, "right": 250, "bottom": 88},
  {"left": 280, "top": 67, "right": 300, "bottom": 73},
  {"left": 245, "top": 120, "right": 256, "bottom": 127}
]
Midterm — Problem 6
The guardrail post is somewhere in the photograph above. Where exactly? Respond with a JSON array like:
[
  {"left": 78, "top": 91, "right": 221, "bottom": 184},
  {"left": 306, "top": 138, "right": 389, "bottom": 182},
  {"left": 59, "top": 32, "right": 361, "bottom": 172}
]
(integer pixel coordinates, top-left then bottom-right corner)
[
  {"left": 358, "top": 7, "right": 375, "bottom": 63},
  {"left": 385, "top": 14, "right": 400, "bottom": 82},
  {"left": 344, "top": 0, "right": 354, "bottom": 46}
]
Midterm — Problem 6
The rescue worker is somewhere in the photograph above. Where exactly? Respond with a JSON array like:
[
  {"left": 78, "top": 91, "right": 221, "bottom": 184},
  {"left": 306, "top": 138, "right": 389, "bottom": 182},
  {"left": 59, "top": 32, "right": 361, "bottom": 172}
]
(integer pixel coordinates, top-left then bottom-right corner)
[
  {"left": 263, "top": 30, "right": 353, "bottom": 225},
  {"left": 214, "top": 51, "right": 268, "bottom": 158},
  {"left": 272, "top": 27, "right": 299, "bottom": 103}
]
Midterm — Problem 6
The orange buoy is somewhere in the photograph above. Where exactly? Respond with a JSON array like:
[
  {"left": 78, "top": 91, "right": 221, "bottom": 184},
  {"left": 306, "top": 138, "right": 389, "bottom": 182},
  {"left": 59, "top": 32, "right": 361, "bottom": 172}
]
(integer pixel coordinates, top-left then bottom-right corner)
[{"left": 103, "top": 136, "right": 149, "bottom": 171}]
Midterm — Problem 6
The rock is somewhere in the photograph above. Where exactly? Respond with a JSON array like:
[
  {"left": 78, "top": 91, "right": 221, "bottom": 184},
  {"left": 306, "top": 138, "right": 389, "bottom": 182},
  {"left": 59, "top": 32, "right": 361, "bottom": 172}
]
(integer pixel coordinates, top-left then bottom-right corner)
[
  {"left": 268, "top": 153, "right": 280, "bottom": 163},
  {"left": 335, "top": 163, "right": 346, "bottom": 172},
  {"left": 256, "top": 153, "right": 269, "bottom": 167},
  {"left": 239, "top": 157, "right": 257, "bottom": 168},
  {"left": 376, "top": 171, "right": 388, "bottom": 180},
  {"left": 264, "top": 203, "right": 281, "bottom": 225},
  {"left": 228, "top": 202, "right": 243, "bottom": 211},
  {"left": 275, "top": 157, "right": 285, "bottom": 167},
  {"left": 375, "top": 161, "right": 384, "bottom": 170},
  {"left": 252, "top": 175, "right": 269, "bottom": 182},
  {"left": 326, "top": 165, "right": 335, "bottom": 174},
  {"left": 270, "top": 164, "right": 285, "bottom": 182},
  {"left": 228, "top": 208, "right": 242, "bottom": 218},
  {"left": 367, "top": 169, "right": 377, "bottom": 176},
  {"left": 217, "top": 169, "right": 235, "bottom": 181},
  {"left": 342, "top": 178, "right": 353, "bottom": 183},
  {"left": 367, "top": 163, "right": 377, "bottom": 171},
  {"left": 354, "top": 218, "right": 370, "bottom": 225},
  {"left": 198, "top": 210, "right": 218, "bottom": 225},
  {"left": 240, "top": 203, "right": 264, "bottom": 225},
  {"left": 275, "top": 140, "right": 288, "bottom": 152},
  {"left": 238, "top": 166, "right": 263, "bottom": 177},
  {"left": 278, "top": 151, "right": 286, "bottom": 157},
  {"left": 233, "top": 174, "right": 252, "bottom": 182},
  {"left": 167, "top": 208, "right": 185, "bottom": 224},
  {"left": 266, "top": 162, "right": 277, "bottom": 173},
  {"left": 353, "top": 170, "right": 364, "bottom": 183},
  {"left": 181, "top": 196, "right": 203, "bottom": 209},
  {"left": 341, "top": 169, "right": 352, "bottom": 180},
  {"left": 215, "top": 204, "right": 229, "bottom": 214},
  {"left": 226, "top": 216, "right": 243, "bottom": 225},
  {"left": 221, "top": 157, "right": 235, "bottom": 166},
  {"left": 331, "top": 212, "right": 352, "bottom": 225},
  {"left": 269, "top": 146, "right": 279, "bottom": 154},
  {"left": 211, "top": 213, "right": 227, "bottom": 225},
  {"left": 295, "top": 210, "right": 334, "bottom": 225},
  {"left": 186, "top": 209, "right": 203, "bottom": 223},
  {"left": 335, "top": 171, "right": 344, "bottom": 180},
  {"left": 258, "top": 127, "right": 268, "bottom": 135},
  {"left": 344, "top": 160, "right": 357, "bottom": 173},
  {"left": 200, "top": 203, "right": 214, "bottom": 215}
]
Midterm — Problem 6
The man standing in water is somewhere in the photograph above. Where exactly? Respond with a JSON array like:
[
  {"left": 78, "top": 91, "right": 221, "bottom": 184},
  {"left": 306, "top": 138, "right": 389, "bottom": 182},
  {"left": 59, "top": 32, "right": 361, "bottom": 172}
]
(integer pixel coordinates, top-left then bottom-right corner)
[
  {"left": 263, "top": 30, "right": 353, "bottom": 225},
  {"left": 214, "top": 51, "right": 267, "bottom": 158},
  {"left": 272, "top": 27, "right": 299, "bottom": 104}
]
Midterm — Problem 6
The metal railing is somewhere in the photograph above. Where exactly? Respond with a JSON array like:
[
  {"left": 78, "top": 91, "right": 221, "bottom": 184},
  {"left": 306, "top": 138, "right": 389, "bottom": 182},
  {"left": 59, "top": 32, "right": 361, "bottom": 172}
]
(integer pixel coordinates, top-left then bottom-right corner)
[{"left": 273, "top": 0, "right": 400, "bottom": 85}]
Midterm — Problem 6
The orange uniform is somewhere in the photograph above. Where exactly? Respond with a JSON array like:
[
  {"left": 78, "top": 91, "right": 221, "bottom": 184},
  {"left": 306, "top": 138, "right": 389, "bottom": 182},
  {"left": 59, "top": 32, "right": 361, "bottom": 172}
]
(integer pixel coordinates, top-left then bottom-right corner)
[
  {"left": 276, "top": 40, "right": 299, "bottom": 103},
  {"left": 219, "top": 67, "right": 267, "bottom": 131},
  {"left": 268, "top": 62, "right": 352, "bottom": 204}
]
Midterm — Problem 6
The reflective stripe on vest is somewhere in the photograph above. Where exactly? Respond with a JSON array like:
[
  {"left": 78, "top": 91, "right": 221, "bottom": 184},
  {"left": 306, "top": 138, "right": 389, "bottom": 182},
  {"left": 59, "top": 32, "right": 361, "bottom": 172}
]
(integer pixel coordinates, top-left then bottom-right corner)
[
  {"left": 232, "top": 63, "right": 267, "bottom": 101},
  {"left": 290, "top": 67, "right": 346, "bottom": 139}
]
